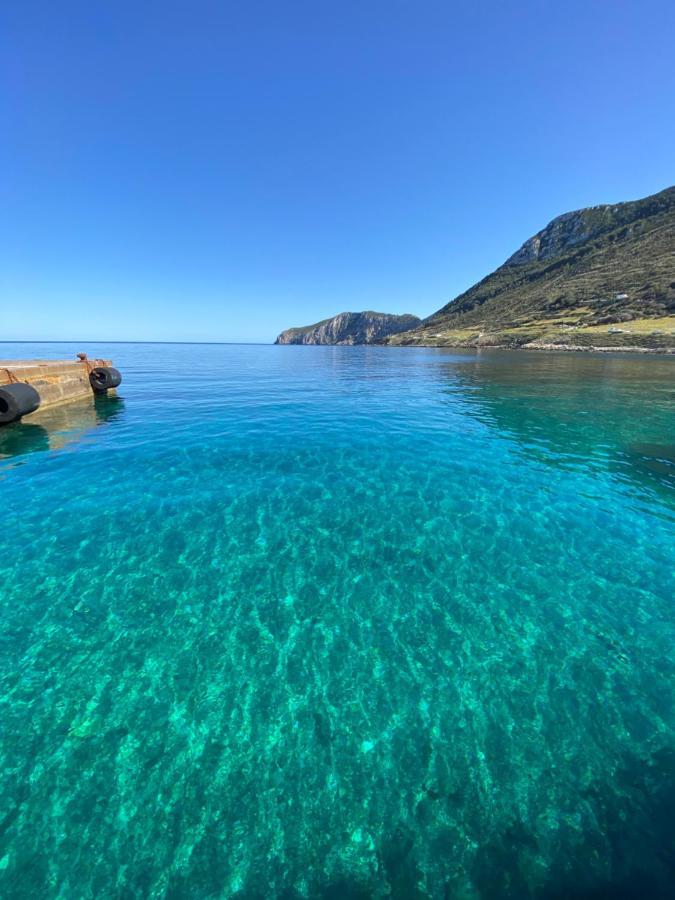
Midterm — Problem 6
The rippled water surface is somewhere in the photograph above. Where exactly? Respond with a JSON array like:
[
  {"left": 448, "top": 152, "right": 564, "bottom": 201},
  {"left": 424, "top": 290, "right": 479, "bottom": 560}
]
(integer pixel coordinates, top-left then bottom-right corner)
[{"left": 1, "top": 342, "right": 674, "bottom": 899}]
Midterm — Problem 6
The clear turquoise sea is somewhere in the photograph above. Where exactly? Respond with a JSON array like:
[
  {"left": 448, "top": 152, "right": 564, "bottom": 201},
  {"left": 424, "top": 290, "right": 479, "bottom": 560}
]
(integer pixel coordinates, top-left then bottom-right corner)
[{"left": 1, "top": 342, "right": 674, "bottom": 899}]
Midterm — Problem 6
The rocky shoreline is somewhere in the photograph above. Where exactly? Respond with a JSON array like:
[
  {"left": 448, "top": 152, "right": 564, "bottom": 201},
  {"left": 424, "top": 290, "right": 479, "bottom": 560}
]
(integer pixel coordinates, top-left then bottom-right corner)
[
  {"left": 389, "top": 341, "right": 675, "bottom": 354},
  {"left": 521, "top": 342, "right": 675, "bottom": 354}
]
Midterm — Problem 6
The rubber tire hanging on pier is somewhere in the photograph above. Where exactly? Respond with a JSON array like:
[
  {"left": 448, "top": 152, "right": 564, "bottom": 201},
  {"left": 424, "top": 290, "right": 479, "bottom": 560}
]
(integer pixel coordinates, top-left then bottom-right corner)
[
  {"left": 89, "top": 366, "right": 122, "bottom": 393},
  {"left": 0, "top": 383, "right": 41, "bottom": 425}
]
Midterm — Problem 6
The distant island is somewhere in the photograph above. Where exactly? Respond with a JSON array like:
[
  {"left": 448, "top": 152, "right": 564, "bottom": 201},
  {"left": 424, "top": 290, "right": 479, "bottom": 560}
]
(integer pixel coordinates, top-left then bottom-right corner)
[
  {"left": 276, "top": 185, "right": 675, "bottom": 351},
  {"left": 275, "top": 311, "right": 420, "bottom": 345}
]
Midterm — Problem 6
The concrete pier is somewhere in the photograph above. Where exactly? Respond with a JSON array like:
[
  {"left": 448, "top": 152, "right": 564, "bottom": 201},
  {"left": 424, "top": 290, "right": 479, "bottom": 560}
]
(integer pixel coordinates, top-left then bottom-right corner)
[{"left": 0, "top": 357, "right": 118, "bottom": 415}]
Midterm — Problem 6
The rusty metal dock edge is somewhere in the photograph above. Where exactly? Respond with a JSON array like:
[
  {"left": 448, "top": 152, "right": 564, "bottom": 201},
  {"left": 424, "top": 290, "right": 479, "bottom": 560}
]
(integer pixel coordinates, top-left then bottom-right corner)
[{"left": 0, "top": 358, "right": 117, "bottom": 413}]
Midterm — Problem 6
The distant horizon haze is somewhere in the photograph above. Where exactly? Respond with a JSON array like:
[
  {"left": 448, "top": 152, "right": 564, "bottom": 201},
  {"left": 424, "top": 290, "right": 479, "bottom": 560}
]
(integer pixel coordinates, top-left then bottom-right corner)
[{"left": 2, "top": 0, "right": 674, "bottom": 343}]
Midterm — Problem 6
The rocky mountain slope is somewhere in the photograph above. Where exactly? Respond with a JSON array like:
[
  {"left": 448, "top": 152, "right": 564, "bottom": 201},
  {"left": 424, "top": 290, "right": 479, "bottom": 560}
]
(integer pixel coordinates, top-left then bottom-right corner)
[
  {"left": 388, "top": 185, "right": 675, "bottom": 350},
  {"left": 275, "top": 311, "right": 421, "bottom": 345}
]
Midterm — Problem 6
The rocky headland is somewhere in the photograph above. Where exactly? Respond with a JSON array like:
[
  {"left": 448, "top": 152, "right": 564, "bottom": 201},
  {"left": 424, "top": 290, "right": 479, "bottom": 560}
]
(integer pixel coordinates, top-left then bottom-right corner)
[{"left": 275, "top": 311, "right": 421, "bottom": 345}]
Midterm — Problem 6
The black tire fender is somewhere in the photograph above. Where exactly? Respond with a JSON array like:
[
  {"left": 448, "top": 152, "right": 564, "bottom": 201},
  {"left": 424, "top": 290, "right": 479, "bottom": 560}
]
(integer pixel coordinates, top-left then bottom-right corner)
[
  {"left": 0, "top": 383, "right": 41, "bottom": 425},
  {"left": 89, "top": 366, "right": 122, "bottom": 393}
]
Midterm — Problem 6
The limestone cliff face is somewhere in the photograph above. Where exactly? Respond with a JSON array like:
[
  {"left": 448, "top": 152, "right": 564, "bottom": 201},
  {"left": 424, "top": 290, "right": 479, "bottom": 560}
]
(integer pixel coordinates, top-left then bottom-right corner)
[
  {"left": 505, "top": 188, "right": 675, "bottom": 266},
  {"left": 505, "top": 210, "right": 598, "bottom": 265},
  {"left": 275, "top": 311, "right": 421, "bottom": 345}
]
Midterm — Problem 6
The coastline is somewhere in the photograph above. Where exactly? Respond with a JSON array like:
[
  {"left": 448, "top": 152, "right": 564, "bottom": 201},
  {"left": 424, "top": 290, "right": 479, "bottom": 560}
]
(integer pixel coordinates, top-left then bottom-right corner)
[
  {"left": 521, "top": 342, "right": 675, "bottom": 354},
  {"left": 396, "top": 342, "right": 675, "bottom": 354},
  {"left": 384, "top": 322, "right": 675, "bottom": 353},
  {"left": 275, "top": 340, "right": 675, "bottom": 354}
]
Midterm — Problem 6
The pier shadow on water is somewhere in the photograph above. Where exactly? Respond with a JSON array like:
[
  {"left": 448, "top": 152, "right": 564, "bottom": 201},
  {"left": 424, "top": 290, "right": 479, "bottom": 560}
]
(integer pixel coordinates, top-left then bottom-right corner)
[{"left": 0, "top": 394, "right": 124, "bottom": 465}]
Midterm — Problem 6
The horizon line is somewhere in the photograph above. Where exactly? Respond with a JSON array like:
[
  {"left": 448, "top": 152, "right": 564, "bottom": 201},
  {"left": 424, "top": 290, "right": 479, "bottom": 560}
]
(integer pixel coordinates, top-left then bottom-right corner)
[{"left": 0, "top": 340, "right": 274, "bottom": 346}]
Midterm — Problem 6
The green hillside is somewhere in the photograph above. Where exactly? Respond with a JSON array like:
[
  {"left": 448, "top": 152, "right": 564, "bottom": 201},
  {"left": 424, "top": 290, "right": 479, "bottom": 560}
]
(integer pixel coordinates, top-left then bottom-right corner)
[{"left": 389, "top": 185, "right": 675, "bottom": 350}]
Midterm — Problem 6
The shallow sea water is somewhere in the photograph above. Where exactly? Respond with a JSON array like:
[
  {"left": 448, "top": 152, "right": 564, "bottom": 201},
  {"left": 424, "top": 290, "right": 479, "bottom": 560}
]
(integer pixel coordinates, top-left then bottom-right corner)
[{"left": 1, "top": 342, "right": 674, "bottom": 899}]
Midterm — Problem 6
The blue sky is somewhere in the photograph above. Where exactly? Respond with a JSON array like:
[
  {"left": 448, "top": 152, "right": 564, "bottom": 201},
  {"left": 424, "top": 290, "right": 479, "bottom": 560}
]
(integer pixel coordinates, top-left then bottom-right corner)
[{"left": 2, "top": 0, "right": 674, "bottom": 343}]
